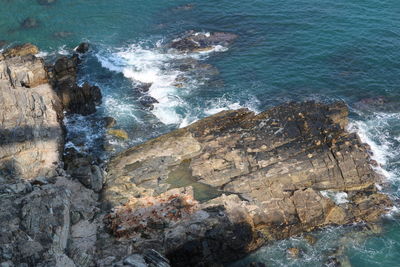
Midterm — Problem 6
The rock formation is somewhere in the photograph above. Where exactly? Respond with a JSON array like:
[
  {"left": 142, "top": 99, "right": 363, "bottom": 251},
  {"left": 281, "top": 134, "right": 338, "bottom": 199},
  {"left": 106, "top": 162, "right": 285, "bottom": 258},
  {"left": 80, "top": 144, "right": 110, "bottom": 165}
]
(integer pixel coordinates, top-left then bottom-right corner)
[
  {"left": 0, "top": 44, "right": 63, "bottom": 181},
  {"left": 103, "top": 102, "right": 391, "bottom": 266},
  {"left": 0, "top": 42, "right": 392, "bottom": 267},
  {"left": 169, "top": 31, "right": 238, "bottom": 52}
]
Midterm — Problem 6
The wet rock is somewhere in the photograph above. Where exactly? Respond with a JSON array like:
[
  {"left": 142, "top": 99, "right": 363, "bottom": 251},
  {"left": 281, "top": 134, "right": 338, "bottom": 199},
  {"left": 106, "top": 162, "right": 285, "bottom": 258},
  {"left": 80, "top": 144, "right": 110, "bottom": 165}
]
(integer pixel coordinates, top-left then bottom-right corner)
[
  {"left": 0, "top": 40, "right": 7, "bottom": 49},
  {"left": 248, "top": 262, "right": 267, "bottom": 267},
  {"left": 52, "top": 55, "right": 102, "bottom": 115},
  {"left": 107, "top": 129, "right": 129, "bottom": 140},
  {"left": 104, "top": 117, "right": 117, "bottom": 128},
  {"left": 2, "top": 43, "right": 39, "bottom": 58},
  {"left": 103, "top": 101, "right": 391, "bottom": 266},
  {"left": 136, "top": 82, "right": 152, "bottom": 92},
  {"left": 169, "top": 31, "right": 238, "bottom": 52},
  {"left": 287, "top": 247, "right": 300, "bottom": 258},
  {"left": 57, "top": 81, "right": 102, "bottom": 115},
  {"left": 139, "top": 95, "right": 159, "bottom": 110},
  {"left": 354, "top": 96, "right": 399, "bottom": 113},
  {"left": 53, "top": 31, "right": 73, "bottom": 39},
  {"left": 76, "top": 42, "right": 90, "bottom": 54},
  {"left": 303, "top": 234, "right": 317, "bottom": 245},
  {"left": 21, "top": 18, "right": 39, "bottom": 29},
  {"left": 37, "top": 0, "right": 56, "bottom": 5}
]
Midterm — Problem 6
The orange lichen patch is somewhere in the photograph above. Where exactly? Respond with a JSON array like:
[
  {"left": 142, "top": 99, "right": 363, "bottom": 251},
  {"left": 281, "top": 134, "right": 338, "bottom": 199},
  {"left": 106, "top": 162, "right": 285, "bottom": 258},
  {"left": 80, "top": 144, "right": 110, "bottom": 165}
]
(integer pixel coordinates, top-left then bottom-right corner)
[{"left": 105, "top": 190, "right": 199, "bottom": 239}]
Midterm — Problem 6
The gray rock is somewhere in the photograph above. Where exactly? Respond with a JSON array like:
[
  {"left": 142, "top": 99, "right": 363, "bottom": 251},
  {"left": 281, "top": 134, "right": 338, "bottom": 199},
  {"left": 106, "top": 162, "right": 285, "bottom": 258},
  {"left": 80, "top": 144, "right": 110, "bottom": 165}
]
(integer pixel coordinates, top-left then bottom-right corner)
[{"left": 123, "top": 254, "right": 147, "bottom": 267}]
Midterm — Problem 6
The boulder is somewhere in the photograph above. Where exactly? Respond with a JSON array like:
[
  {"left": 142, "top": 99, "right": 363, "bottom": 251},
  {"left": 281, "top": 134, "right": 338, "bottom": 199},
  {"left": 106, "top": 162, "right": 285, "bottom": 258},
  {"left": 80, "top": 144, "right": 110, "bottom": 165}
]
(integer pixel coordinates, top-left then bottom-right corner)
[
  {"left": 75, "top": 42, "right": 90, "bottom": 54},
  {"left": 169, "top": 31, "right": 238, "bottom": 52},
  {"left": 104, "top": 117, "right": 117, "bottom": 128},
  {"left": 103, "top": 101, "right": 391, "bottom": 266}
]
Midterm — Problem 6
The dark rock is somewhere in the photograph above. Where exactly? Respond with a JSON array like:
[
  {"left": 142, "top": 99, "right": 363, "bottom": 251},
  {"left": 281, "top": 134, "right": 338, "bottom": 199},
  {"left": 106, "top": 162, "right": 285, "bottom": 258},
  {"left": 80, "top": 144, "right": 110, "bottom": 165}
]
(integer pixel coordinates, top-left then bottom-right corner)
[
  {"left": 53, "top": 31, "right": 73, "bottom": 39},
  {"left": 37, "top": 0, "right": 56, "bottom": 5},
  {"left": 136, "top": 82, "right": 152, "bottom": 92},
  {"left": 248, "top": 262, "right": 267, "bottom": 267},
  {"left": 143, "top": 250, "right": 170, "bottom": 267},
  {"left": 139, "top": 95, "right": 159, "bottom": 110},
  {"left": 21, "top": 18, "right": 39, "bottom": 29},
  {"left": 104, "top": 117, "right": 117, "bottom": 128},
  {"left": 0, "top": 40, "right": 7, "bottom": 49},
  {"left": 76, "top": 42, "right": 90, "bottom": 54},
  {"left": 169, "top": 31, "right": 238, "bottom": 52}
]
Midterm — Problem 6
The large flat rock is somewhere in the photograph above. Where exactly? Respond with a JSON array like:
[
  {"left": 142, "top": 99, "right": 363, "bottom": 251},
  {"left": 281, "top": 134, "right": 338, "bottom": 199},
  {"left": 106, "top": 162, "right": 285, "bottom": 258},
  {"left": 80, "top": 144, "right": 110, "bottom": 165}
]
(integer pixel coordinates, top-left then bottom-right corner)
[{"left": 103, "top": 101, "right": 391, "bottom": 266}]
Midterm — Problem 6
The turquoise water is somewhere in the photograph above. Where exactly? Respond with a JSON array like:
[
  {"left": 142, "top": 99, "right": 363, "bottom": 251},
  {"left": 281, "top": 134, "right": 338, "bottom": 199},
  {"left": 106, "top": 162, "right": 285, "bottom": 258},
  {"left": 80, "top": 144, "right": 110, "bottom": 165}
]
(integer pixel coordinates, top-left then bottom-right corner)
[{"left": 2, "top": 0, "right": 400, "bottom": 266}]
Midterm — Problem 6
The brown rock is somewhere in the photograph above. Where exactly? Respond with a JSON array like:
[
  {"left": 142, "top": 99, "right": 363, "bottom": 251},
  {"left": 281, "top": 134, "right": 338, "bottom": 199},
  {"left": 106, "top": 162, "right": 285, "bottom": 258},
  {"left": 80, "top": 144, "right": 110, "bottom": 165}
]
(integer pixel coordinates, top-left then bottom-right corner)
[
  {"left": 102, "top": 101, "right": 391, "bottom": 266},
  {"left": 287, "top": 247, "right": 300, "bottom": 258},
  {"left": 169, "top": 31, "right": 238, "bottom": 52},
  {"left": 2, "top": 43, "right": 39, "bottom": 59},
  {"left": 107, "top": 129, "right": 129, "bottom": 140}
]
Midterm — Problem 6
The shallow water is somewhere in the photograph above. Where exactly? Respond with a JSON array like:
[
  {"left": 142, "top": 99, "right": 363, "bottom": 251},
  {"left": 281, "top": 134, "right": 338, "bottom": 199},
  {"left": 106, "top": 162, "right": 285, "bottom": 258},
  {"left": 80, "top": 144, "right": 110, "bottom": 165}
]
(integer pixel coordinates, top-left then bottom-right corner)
[{"left": 2, "top": 0, "right": 400, "bottom": 265}]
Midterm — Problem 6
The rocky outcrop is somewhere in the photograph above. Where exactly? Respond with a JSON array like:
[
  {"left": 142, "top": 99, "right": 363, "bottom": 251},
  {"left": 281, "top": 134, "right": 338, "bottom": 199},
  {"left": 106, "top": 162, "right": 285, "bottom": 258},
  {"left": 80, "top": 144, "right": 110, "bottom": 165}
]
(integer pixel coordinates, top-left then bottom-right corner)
[
  {"left": 103, "top": 101, "right": 391, "bottom": 266},
  {"left": 49, "top": 54, "right": 102, "bottom": 115},
  {"left": 169, "top": 31, "right": 238, "bottom": 52},
  {"left": 0, "top": 44, "right": 63, "bottom": 181}
]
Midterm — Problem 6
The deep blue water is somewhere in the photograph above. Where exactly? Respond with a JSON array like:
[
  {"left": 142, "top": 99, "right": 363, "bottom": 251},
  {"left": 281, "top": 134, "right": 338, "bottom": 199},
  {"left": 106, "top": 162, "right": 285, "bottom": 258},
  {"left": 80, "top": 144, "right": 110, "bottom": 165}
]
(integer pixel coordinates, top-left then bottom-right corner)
[{"left": 1, "top": 0, "right": 400, "bottom": 266}]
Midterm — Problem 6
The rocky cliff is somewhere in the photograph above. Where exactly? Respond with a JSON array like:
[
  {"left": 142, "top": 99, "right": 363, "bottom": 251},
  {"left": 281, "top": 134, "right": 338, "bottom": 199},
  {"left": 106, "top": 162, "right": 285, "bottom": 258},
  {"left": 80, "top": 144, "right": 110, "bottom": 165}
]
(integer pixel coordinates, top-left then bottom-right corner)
[{"left": 0, "top": 42, "right": 392, "bottom": 267}]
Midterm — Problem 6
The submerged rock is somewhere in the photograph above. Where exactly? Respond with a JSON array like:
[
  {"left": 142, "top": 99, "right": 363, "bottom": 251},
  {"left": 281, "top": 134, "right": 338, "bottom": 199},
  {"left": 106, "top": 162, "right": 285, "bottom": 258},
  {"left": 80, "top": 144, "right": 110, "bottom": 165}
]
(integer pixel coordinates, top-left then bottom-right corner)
[
  {"left": 53, "top": 31, "right": 73, "bottom": 39},
  {"left": 107, "top": 129, "right": 129, "bottom": 140},
  {"left": 104, "top": 116, "right": 117, "bottom": 128},
  {"left": 76, "top": 42, "right": 90, "bottom": 54},
  {"left": 37, "top": 0, "right": 57, "bottom": 5},
  {"left": 169, "top": 31, "right": 238, "bottom": 52},
  {"left": 21, "top": 17, "right": 40, "bottom": 29},
  {"left": 103, "top": 101, "right": 391, "bottom": 266}
]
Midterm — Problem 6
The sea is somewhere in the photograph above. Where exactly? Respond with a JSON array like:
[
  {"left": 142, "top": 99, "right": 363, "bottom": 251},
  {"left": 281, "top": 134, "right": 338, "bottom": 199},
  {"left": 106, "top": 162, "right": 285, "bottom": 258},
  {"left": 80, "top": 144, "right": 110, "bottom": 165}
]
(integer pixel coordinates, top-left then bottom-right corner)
[{"left": 1, "top": 0, "right": 400, "bottom": 266}]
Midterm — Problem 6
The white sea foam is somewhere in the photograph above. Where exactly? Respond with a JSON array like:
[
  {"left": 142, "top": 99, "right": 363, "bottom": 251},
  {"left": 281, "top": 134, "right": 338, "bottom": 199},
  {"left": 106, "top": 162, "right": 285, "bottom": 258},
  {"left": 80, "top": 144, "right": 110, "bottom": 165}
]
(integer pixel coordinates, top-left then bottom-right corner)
[
  {"left": 348, "top": 112, "right": 400, "bottom": 181},
  {"left": 96, "top": 38, "right": 235, "bottom": 126},
  {"left": 320, "top": 190, "right": 349, "bottom": 205}
]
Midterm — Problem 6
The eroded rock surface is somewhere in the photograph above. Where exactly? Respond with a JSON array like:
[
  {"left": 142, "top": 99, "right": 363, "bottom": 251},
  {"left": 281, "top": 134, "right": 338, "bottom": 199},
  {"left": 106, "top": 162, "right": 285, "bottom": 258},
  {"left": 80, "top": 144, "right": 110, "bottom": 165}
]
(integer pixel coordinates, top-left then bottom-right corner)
[
  {"left": 103, "top": 101, "right": 391, "bottom": 266},
  {"left": 0, "top": 45, "right": 63, "bottom": 181}
]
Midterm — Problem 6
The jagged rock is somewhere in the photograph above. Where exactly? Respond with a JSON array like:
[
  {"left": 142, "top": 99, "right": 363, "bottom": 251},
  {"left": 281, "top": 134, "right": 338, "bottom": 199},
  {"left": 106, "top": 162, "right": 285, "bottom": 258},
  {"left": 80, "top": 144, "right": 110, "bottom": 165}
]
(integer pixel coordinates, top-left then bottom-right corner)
[
  {"left": 2, "top": 43, "right": 39, "bottom": 59},
  {"left": 0, "top": 55, "right": 48, "bottom": 88},
  {"left": 21, "top": 18, "right": 40, "bottom": 29},
  {"left": 104, "top": 117, "right": 117, "bottom": 128},
  {"left": 76, "top": 42, "right": 90, "bottom": 54},
  {"left": 103, "top": 101, "right": 391, "bottom": 266},
  {"left": 169, "top": 31, "right": 238, "bottom": 52},
  {"left": 139, "top": 95, "right": 159, "bottom": 110},
  {"left": 52, "top": 55, "right": 102, "bottom": 115}
]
